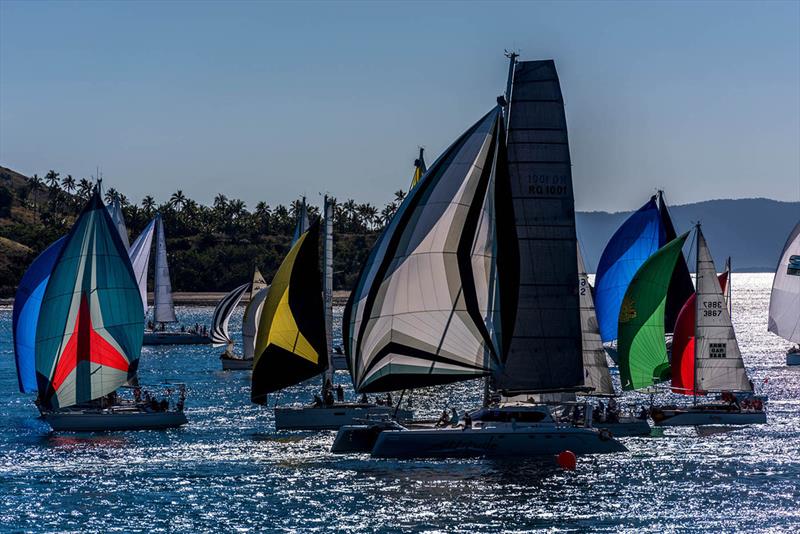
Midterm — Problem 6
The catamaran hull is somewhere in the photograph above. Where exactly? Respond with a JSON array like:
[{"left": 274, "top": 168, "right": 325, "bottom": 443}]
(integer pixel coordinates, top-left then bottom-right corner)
[
  {"left": 143, "top": 332, "right": 211, "bottom": 345},
  {"left": 370, "top": 427, "right": 626, "bottom": 458},
  {"left": 42, "top": 410, "right": 188, "bottom": 432},
  {"left": 653, "top": 410, "right": 766, "bottom": 427},
  {"left": 597, "top": 419, "right": 651, "bottom": 437},
  {"left": 221, "top": 357, "right": 253, "bottom": 370},
  {"left": 274, "top": 405, "right": 413, "bottom": 431}
]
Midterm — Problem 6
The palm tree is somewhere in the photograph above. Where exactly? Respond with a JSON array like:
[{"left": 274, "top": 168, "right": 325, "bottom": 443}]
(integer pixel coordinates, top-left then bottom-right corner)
[
  {"left": 394, "top": 189, "right": 406, "bottom": 204},
  {"left": 104, "top": 187, "right": 119, "bottom": 204},
  {"left": 61, "top": 174, "right": 76, "bottom": 195},
  {"left": 44, "top": 170, "right": 60, "bottom": 190},
  {"left": 170, "top": 190, "right": 187, "bottom": 211},
  {"left": 28, "top": 174, "right": 43, "bottom": 220},
  {"left": 78, "top": 178, "right": 93, "bottom": 200},
  {"left": 142, "top": 195, "right": 156, "bottom": 216}
]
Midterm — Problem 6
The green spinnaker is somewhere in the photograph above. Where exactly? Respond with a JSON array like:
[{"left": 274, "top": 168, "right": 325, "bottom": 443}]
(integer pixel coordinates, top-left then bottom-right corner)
[{"left": 618, "top": 232, "right": 690, "bottom": 391}]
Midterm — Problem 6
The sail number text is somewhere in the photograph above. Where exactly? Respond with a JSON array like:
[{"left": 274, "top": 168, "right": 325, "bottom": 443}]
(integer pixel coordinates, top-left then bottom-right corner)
[
  {"left": 527, "top": 174, "right": 569, "bottom": 196},
  {"left": 702, "top": 300, "right": 724, "bottom": 317}
]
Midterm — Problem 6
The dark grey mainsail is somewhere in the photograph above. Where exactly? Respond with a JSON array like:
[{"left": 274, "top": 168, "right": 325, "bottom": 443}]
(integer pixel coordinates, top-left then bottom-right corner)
[{"left": 492, "top": 59, "right": 584, "bottom": 393}]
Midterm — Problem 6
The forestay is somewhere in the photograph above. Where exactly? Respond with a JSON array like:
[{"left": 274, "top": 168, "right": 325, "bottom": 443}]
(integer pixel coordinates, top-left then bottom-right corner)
[
  {"left": 577, "top": 246, "right": 614, "bottom": 396},
  {"left": 211, "top": 283, "right": 249, "bottom": 346},
  {"left": 768, "top": 221, "right": 800, "bottom": 344},
  {"left": 128, "top": 218, "right": 156, "bottom": 315},
  {"left": 694, "top": 228, "right": 751, "bottom": 393},
  {"left": 153, "top": 214, "right": 176, "bottom": 323}
]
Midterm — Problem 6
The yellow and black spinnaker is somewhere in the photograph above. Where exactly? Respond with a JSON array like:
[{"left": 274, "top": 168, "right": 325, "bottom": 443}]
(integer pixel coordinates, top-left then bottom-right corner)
[{"left": 251, "top": 222, "right": 328, "bottom": 404}]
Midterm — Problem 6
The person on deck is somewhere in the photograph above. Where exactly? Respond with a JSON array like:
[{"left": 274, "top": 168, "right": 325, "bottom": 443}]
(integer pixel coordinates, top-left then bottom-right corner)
[
  {"left": 385, "top": 392, "right": 393, "bottom": 407},
  {"left": 450, "top": 407, "right": 459, "bottom": 426},
  {"left": 336, "top": 384, "right": 344, "bottom": 403},
  {"left": 436, "top": 410, "right": 449, "bottom": 427},
  {"left": 463, "top": 411, "right": 472, "bottom": 430},
  {"left": 359, "top": 393, "right": 368, "bottom": 404}
]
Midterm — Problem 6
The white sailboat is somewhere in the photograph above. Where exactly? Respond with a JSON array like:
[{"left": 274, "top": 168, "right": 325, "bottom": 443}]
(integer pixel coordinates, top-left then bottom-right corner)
[
  {"left": 334, "top": 57, "right": 625, "bottom": 458},
  {"left": 219, "top": 270, "right": 268, "bottom": 370},
  {"left": 768, "top": 222, "right": 800, "bottom": 364},
  {"left": 651, "top": 224, "right": 766, "bottom": 426}
]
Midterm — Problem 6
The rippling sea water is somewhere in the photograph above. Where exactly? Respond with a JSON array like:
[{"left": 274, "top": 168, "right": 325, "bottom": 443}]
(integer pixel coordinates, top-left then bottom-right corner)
[{"left": 1, "top": 273, "right": 798, "bottom": 532}]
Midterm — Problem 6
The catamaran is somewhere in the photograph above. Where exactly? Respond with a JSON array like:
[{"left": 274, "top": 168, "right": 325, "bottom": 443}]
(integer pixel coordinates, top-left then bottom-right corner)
[
  {"left": 12, "top": 191, "right": 187, "bottom": 431},
  {"left": 334, "top": 56, "right": 626, "bottom": 458},
  {"left": 650, "top": 225, "right": 766, "bottom": 426},
  {"left": 594, "top": 191, "right": 694, "bottom": 363},
  {"left": 252, "top": 199, "right": 412, "bottom": 431},
  {"left": 768, "top": 221, "right": 800, "bottom": 364}
]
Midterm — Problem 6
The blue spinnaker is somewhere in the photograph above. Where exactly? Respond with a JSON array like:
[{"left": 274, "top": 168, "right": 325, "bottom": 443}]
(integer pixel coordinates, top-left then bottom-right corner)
[
  {"left": 12, "top": 236, "right": 66, "bottom": 393},
  {"left": 594, "top": 198, "right": 664, "bottom": 342}
]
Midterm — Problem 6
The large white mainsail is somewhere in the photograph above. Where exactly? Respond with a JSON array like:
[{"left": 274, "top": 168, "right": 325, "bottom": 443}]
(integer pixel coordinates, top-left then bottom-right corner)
[
  {"left": 694, "top": 227, "right": 751, "bottom": 393},
  {"left": 107, "top": 197, "right": 131, "bottom": 250},
  {"left": 211, "top": 282, "right": 250, "bottom": 346},
  {"left": 577, "top": 246, "right": 614, "bottom": 396},
  {"left": 153, "top": 214, "right": 176, "bottom": 323},
  {"left": 128, "top": 218, "right": 156, "bottom": 315},
  {"left": 768, "top": 222, "right": 800, "bottom": 344}
]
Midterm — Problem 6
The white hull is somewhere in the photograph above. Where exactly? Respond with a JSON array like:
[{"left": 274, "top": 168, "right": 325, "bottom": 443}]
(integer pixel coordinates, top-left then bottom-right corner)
[
  {"left": 221, "top": 356, "right": 252, "bottom": 370},
  {"left": 42, "top": 409, "right": 188, "bottom": 432},
  {"left": 786, "top": 349, "right": 800, "bottom": 366},
  {"left": 143, "top": 331, "right": 211, "bottom": 345},
  {"left": 653, "top": 409, "right": 766, "bottom": 427},
  {"left": 274, "top": 404, "right": 413, "bottom": 431},
  {"left": 370, "top": 425, "right": 626, "bottom": 458}
]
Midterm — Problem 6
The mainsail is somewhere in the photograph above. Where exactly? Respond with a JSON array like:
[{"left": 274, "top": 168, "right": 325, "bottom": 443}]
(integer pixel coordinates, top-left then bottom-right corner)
[
  {"left": 577, "top": 246, "right": 614, "bottom": 396},
  {"left": 35, "top": 192, "right": 144, "bottom": 410},
  {"left": 671, "top": 269, "right": 729, "bottom": 395},
  {"left": 252, "top": 223, "right": 328, "bottom": 402},
  {"left": 410, "top": 147, "right": 427, "bottom": 189},
  {"left": 128, "top": 218, "right": 156, "bottom": 315},
  {"left": 12, "top": 237, "right": 66, "bottom": 393},
  {"left": 153, "top": 214, "right": 176, "bottom": 323},
  {"left": 494, "top": 58, "right": 583, "bottom": 392},
  {"left": 107, "top": 197, "right": 130, "bottom": 250},
  {"left": 594, "top": 198, "right": 663, "bottom": 343},
  {"left": 768, "top": 221, "right": 800, "bottom": 344},
  {"left": 617, "top": 232, "right": 689, "bottom": 391},
  {"left": 694, "top": 227, "right": 751, "bottom": 393},
  {"left": 242, "top": 269, "right": 268, "bottom": 360},
  {"left": 211, "top": 282, "right": 250, "bottom": 346},
  {"left": 658, "top": 191, "right": 694, "bottom": 333},
  {"left": 344, "top": 107, "right": 506, "bottom": 393}
]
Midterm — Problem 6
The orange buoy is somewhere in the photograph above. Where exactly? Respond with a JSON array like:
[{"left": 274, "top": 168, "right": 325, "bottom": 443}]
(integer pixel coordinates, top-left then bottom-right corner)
[{"left": 557, "top": 450, "right": 577, "bottom": 470}]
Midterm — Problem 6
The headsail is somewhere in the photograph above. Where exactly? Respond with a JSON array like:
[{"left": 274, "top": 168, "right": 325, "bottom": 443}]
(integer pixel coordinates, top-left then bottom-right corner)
[
  {"left": 768, "top": 221, "right": 800, "bottom": 344},
  {"left": 291, "top": 197, "right": 310, "bottom": 245},
  {"left": 107, "top": 197, "right": 130, "bottom": 250},
  {"left": 211, "top": 282, "right": 249, "bottom": 346},
  {"left": 345, "top": 107, "right": 505, "bottom": 393},
  {"left": 617, "top": 232, "right": 689, "bottom": 391},
  {"left": 577, "top": 245, "right": 614, "bottom": 396},
  {"left": 242, "top": 269, "right": 269, "bottom": 360},
  {"left": 251, "top": 223, "right": 328, "bottom": 402},
  {"left": 494, "top": 58, "right": 583, "bottom": 393},
  {"left": 35, "top": 192, "right": 143, "bottom": 410},
  {"left": 657, "top": 191, "right": 694, "bottom": 333},
  {"left": 410, "top": 147, "right": 427, "bottom": 189},
  {"left": 12, "top": 237, "right": 66, "bottom": 393},
  {"left": 153, "top": 214, "right": 176, "bottom": 323},
  {"left": 594, "top": 198, "right": 664, "bottom": 343},
  {"left": 128, "top": 218, "right": 156, "bottom": 315},
  {"left": 694, "top": 227, "right": 751, "bottom": 393}
]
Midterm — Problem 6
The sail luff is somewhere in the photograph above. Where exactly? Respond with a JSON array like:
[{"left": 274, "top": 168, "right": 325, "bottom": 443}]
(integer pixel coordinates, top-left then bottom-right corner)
[
  {"left": 694, "top": 227, "right": 751, "bottom": 392},
  {"left": 768, "top": 221, "right": 800, "bottom": 343},
  {"left": 577, "top": 245, "right": 615, "bottom": 396},
  {"left": 153, "top": 214, "right": 176, "bottom": 323}
]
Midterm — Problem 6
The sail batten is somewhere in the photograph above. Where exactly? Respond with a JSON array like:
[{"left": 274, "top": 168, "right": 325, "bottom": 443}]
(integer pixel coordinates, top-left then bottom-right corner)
[{"left": 768, "top": 222, "right": 800, "bottom": 344}]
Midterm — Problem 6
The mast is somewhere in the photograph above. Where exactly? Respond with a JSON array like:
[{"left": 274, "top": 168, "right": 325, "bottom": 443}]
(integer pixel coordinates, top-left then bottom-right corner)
[
  {"left": 693, "top": 223, "right": 700, "bottom": 405},
  {"left": 502, "top": 50, "right": 517, "bottom": 140},
  {"left": 322, "top": 196, "right": 334, "bottom": 391},
  {"left": 726, "top": 256, "right": 732, "bottom": 316}
]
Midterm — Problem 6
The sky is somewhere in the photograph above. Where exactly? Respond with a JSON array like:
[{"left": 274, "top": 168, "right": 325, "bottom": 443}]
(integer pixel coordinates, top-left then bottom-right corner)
[{"left": 1, "top": 1, "right": 798, "bottom": 212}]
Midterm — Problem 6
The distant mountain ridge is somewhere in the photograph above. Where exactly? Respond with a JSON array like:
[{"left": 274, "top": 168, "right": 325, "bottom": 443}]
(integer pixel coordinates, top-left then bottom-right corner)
[{"left": 576, "top": 198, "right": 799, "bottom": 272}]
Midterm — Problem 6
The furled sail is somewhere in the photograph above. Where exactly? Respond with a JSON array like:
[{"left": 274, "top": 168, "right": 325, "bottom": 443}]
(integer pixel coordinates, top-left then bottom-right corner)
[
  {"left": 12, "top": 237, "right": 66, "bottom": 393},
  {"left": 410, "top": 147, "right": 427, "bottom": 189},
  {"left": 153, "top": 214, "right": 176, "bottom": 323},
  {"left": 577, "top": 245, "right": 614, "bottom": 396},
  {"left": 345, "top": 107, "right": 506, "bottom": 393},
  {"left": 671, "top": 270, "right": 729, "bottom": 395},
  {"left": 128, "top": 218, "right": 156, "bottom": 315},
  {"left": 35, "top": 192, "right": 144, "bottom": 410},
  {"left": 657, "top": 191, "right": 694, "bottom": 334},
  {"left": 242, "top": 269, "right": 268, "bottom": 360},
  {"left": 768, "top": 221, "right": 800, "bottom": 344},
  {"left": 494, "top": 59, "right": 583, "bottom": 393},
  {"left": 291, "top": 197, "right": 310, "bottom": 245},
  {"left": 211, "top": 282, "right": 249, "bottom": 346},
  {"left": 618, "top": 232, "right": 689, "bottom": 391},
  {"left": 595, "top": 198, "right": 664, "bottom": 343},
  {"left": 694, "top": 227, "right": 751, "bottom": 393},
  {"left": 252, "top": 223, "right": 328, "bottom": 402},
  {"left": 107, "top": 197, "right": 130, "bottom": 250}
]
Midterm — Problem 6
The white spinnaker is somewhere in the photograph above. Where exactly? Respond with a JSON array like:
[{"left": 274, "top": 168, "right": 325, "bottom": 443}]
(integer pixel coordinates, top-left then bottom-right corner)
[
  {"left": 694, "top": 229, "right": 751, "bottom": 392},
  {"left": 768, "top": 222, "right": 800, "bottom": 344},
  {"left": 128, "top": 218, "right": 156, "bottom": 315},
  {"left": 153, "top": 215, "right": 176, "bottom": 323},
  {"left": 242, "top": 286, "right": 269, "bottom": 360},
  {"left": 211, "top": 282, "right": 249, "bottom": 346},
  {"left": 577, "top": 246, "right": 615, "bottom": 396}
]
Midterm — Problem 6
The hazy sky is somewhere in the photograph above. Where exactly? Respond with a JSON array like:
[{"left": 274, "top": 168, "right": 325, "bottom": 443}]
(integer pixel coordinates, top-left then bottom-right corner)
[{"left": 1, "top": 1, "right": 798, "bottom": 212}]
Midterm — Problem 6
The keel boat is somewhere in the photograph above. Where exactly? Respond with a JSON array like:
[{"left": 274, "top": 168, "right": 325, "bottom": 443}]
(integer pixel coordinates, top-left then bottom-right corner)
[{"left": 768, "top": 221, "right": 800, "bottom": 364}]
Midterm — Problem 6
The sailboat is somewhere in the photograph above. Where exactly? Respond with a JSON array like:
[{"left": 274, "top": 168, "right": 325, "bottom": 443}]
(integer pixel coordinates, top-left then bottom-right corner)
[
  {"left": 768, "top": 222, "right": 800, "bottom": 364},
  {"left": 334, "top": 57, "right": 625, "bottom": 458},
  {"left": 13, "top": 191, "right": 187, "bottom": 431},
  {"left": 594, "top": 191, "right": 694, "bottom": 363},
  {"left": 253, "top": 198, "right": 411, "bottom": 430},
  {"left": 212, "top": 282, "right": 250, "bottom": 369},
  {"left": 143, "top": 213, "right": 211, "bottom": 345},
  {"left": 651, "top": 225, "right": 766, "bottom": 426}
]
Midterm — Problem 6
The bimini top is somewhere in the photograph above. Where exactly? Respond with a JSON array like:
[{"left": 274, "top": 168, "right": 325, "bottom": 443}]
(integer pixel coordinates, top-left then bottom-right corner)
[{"left": 35, "top": 192, "right": 144, "bottom": 410}]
